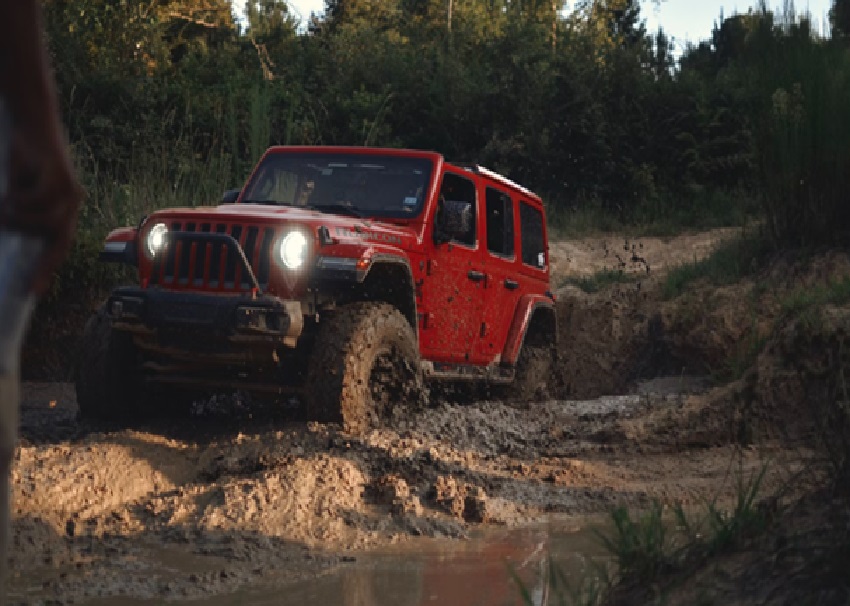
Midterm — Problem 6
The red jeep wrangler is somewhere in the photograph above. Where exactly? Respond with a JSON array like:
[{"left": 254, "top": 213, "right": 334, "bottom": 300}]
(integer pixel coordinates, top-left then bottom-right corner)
[{"left": 76, "top": 146, "right": 556, "bottom": 432}]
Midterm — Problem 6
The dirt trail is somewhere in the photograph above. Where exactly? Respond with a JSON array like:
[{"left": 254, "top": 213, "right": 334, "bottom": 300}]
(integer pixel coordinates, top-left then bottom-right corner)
[
  {"left": 11, "top": 227, "right": 792, "bottom": 605},
  {"left": 548, "top": 226, "right": 739, "bottom": 287}
]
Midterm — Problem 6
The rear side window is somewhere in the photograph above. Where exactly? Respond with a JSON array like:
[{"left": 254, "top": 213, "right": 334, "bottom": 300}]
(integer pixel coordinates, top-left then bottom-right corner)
[
  {"left": 520, "top": 202, "right": 546, "bottom": 269},
  {"left": 485, "top": 187, "right": 514, "bottom": 258}
]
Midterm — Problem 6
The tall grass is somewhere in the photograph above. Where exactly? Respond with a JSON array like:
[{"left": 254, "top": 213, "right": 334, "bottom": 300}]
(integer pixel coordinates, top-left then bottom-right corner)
[
  {"left": 515, "top": 463, "right": 773, "bottom": 606},
  {"left": 546, "top": 189, "right": 756, "bottom": 240},
  {"left": 42, "top": 134, "right": 233, "bottom": 308},
  {"left": 663, "top": 233, "right": 773, "bottom": 300}
]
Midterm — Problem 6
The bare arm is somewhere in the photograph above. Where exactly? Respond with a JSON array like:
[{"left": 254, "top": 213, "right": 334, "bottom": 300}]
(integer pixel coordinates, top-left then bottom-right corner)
[{"left": 0, "top": 1, "right": 84, "bottom": 295}]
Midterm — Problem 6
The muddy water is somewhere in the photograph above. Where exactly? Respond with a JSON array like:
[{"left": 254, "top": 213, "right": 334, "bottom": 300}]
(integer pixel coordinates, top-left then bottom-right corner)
[{"left": 80, "top": 519, "right": 610, "bottom": 606}]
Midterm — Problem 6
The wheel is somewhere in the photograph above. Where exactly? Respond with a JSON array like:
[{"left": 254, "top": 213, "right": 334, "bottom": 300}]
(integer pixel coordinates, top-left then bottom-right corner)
[
  {"left": 501, "top": 344, "right": 555, "bottom": 403},
  {"left": 75, "top": 304, "right": 142, "bottom": 421},
  {"left": 304, "top": 302, "right": 423, "bottom": 434}
]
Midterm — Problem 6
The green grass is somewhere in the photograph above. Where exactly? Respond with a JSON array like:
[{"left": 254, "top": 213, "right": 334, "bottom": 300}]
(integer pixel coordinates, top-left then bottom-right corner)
[
  {"left": 701, "top": 465, "right": 770, "bottom": 555},
  {"left": 517, "top": 463, "right": 773, "bottom": 605},
  {"left": 546, "top": 191, "right": 757, "bottom": 240},
  {"left": 44, "top": 142, "right": 233, "bottom": 301},
  {"left": 663, "top": 235, "right": 773, "bottom": 300},
  {"left": 629, "top": 190, "right": 759, "bottom": 238},
  {"left": 780, "top": 277, "right": 850, "bottom": 318},
  {"left": 596, "top": 501, "right": 681, "bottom": 581},
  {"left": 561, "top": 269, "right": 640, "bottom": 294},
  {"left": 547, "top": 202, "right": 627, "bottom": 238},
  {"left": 597, "top": 465, "right": 771, "bottom": 589},
  {"left": 511, "top": 559, "right": 610, "bottom": 606}
]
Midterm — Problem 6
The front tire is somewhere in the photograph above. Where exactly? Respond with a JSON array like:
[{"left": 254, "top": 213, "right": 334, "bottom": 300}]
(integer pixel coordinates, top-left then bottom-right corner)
[
  {"left": 75, "top": 305, "right": 141, "bottom": 421},
  {"left": 304, "top": 303, "right": 423, "bottom": 434}
]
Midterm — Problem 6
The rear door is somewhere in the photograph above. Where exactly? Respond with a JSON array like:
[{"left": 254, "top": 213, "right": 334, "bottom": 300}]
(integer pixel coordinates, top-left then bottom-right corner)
[
  {"left": 477, "top": 186, "right": 522, "bottom": 363},
  {"left": 516, "top": 199, "right": 549, "bottom": 291}
]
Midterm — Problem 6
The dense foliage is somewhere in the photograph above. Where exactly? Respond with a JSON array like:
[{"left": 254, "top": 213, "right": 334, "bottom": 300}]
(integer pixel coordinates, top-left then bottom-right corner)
[{"left": 37, "top": 0, "right": 850, "bottom": 301}]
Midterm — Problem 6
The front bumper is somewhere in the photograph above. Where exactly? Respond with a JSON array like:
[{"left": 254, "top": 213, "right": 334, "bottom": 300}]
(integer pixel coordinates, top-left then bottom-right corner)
[{"left": 107, "top": 287, "right": 304, "bottom": 346}]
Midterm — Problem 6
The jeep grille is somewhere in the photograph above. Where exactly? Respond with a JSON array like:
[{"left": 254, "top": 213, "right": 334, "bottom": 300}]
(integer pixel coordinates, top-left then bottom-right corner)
[{"left": 150, "top": 222, "right": 276, "bottom": 291}]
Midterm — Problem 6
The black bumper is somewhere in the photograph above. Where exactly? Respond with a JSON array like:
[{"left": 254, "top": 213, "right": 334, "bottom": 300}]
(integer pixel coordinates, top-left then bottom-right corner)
[{"left": 107, "top": 287, "right": 304, "bottom": 344}]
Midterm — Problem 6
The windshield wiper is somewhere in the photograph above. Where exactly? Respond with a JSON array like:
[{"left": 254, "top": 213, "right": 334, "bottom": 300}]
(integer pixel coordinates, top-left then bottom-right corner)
[{"left": 309, "top": 204, "right": 364, "bottom": 218}]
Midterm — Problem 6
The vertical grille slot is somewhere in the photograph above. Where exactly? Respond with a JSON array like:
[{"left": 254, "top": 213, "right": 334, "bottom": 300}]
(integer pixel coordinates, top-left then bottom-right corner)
[
  {"left": 224, "top": 225, "right": 243, "bottom": 287},
  {"left": 241, "top": 227, "right": 259, "bottom": 289},
  {"left": 257, "top": 228, "right": 274, "bottom": 288},
  {"left": 162, "top": 221, "right": 182, "bottom": 283},
  {"left": 208, "top": 224, "right": 227, "bottom": 287},
  {"left": 177, "top": 223, "right": 196, "bottom": 284}
]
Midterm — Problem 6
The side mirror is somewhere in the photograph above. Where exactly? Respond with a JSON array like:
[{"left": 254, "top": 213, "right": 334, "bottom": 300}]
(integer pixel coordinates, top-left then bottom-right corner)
[
  {"left": 435, "top": 199, "right": 473, "bottom": 244},
  {"left": 221, "top": 189, "right": 241, "bottom": 204}
]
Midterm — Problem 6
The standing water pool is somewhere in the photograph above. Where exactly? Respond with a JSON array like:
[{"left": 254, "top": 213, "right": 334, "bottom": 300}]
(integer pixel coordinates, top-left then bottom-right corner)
[{"left": 80, "top": 518, "right": 611, "bottom": 606}]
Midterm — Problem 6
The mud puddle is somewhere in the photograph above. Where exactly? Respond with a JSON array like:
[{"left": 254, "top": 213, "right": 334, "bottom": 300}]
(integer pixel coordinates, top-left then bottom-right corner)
[{"left": 79, "top": 519, "right": 610, "bottom": 606}]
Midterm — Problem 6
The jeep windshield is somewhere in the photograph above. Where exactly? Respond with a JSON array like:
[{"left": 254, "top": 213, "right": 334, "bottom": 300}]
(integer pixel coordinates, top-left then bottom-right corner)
[{"left": 240, "top": 153, "right": 433, "bottom": 219}]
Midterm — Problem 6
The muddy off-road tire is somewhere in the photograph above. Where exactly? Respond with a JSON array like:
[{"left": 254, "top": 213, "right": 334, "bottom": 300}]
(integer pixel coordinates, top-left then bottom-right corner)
[
  {"left": 305, "top": 302, "right": 423, "bottom": 434},
  {"left": 75, "top": 305, "right": 141, "bottom": 421},
  {"left": 502, "top": 345, "right": 555, "bottom": 402}
]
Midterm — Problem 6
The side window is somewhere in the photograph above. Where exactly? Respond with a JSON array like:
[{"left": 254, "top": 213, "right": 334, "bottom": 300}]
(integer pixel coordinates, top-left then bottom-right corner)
[
  {"left": 485, "top": 187, "right": 514, "bottom": 258},
  {"left": 520, "top": 202, "right": 546, "bottom": 269},
  {"left": 438, "top": 172, "right": 477, "bottom": 247}
]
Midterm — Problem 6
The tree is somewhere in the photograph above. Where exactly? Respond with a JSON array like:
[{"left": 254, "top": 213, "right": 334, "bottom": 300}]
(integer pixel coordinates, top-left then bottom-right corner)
[{"left": 831, "top": 0, "right": 850, "bottom": 37}]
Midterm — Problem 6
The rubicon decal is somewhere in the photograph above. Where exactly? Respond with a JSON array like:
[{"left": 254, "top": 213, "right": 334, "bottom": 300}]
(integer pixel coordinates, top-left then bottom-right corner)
[{"left": 334, "top": 227, "right": 402, "bottom": 245}]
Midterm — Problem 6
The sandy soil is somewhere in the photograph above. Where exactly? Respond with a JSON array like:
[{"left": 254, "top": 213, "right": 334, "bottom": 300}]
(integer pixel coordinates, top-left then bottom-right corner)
[{"left": 10, "top": 227, "right": 798, "bottom": 605}]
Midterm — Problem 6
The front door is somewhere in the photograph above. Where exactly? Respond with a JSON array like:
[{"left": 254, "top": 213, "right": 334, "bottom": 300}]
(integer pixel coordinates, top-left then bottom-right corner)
[{"left": 419, "top": 171, "right": 484, "bottom": 365}]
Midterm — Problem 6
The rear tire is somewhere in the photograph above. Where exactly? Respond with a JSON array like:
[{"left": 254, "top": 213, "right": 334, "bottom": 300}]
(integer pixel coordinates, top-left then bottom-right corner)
[
  {"left": 502, "top": 345, "right": 555, "bottom": 403},
  {"left": 304, "top": 302, "right": 423, "bottom": 434},
  {"left": 75, "top": 305, "right": 141, "bottom": 421}
]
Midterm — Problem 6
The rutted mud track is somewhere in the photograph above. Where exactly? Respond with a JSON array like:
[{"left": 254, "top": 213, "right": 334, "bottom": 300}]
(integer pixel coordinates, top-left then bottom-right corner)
[{"left": 12, "top": 228, "right": 800, "bottom": 604}]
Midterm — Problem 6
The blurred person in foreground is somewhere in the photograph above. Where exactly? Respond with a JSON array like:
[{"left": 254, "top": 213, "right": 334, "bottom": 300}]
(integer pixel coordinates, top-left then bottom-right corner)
[{"left": 0, "top": 1, "right": 84, "bottom": 598}]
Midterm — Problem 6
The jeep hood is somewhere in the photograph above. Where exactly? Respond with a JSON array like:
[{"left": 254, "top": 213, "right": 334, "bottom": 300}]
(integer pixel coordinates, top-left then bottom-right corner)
[{"left": 145, "top": 203, "right": 421, "bottom": 247}]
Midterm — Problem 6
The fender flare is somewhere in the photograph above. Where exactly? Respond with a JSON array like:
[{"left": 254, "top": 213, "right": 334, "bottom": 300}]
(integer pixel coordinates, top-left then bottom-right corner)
[
  {"left": 100, "top": 227, "right": 138, "bottom": 266},
  {"left": 361, "top": 253, "right": 414, "bottom": 285},
  {"left": 357, "top": 254, "right": 420, "bottom": 340},
  {"left": 500, "top": 294, "right": 557, "bottom": 366}
]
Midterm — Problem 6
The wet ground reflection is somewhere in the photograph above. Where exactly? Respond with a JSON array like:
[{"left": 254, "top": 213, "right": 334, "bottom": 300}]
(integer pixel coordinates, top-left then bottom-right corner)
[{"left": 83, "top": 517, "right": 611, "bottom": 606}]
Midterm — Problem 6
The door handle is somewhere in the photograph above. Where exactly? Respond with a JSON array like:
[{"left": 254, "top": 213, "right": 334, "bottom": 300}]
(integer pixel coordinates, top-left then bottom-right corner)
[
  {"left": 504, "top": 278, "right": 519, "bottom": 290},
  {"left": 467, "top": 270, "right": 486, "bottom": 282}
]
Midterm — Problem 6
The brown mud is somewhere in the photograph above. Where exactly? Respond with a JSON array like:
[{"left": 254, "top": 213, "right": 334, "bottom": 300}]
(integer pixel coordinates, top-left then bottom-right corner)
[{"left": 11, "top": 227, "right": 819, "bottom": 605}]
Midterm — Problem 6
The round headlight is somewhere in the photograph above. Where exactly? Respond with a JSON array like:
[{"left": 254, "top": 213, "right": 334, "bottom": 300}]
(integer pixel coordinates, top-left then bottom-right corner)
[
  {"left": 279, "top": 231, "right": 308, "bottom": 270},
  {"left": 146, "top": 223, "right": 169, "bottom": 258}
]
